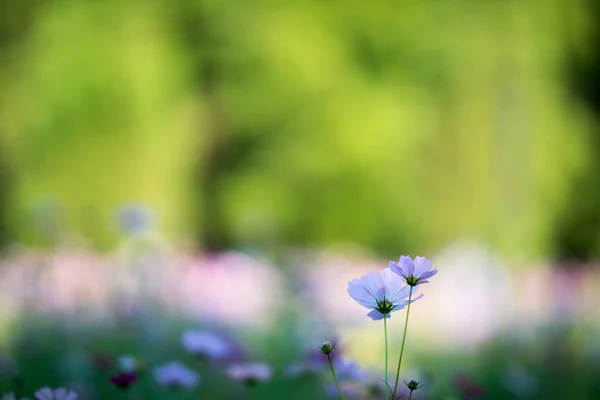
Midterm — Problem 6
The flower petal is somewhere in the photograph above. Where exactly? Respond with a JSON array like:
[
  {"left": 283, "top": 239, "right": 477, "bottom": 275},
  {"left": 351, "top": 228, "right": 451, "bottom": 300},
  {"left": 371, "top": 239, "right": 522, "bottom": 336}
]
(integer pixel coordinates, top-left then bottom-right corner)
[
  {"left": 408, "top": 293, "right": 424, "bottom": 304},
  {"left": 399, "top": 256, "right": 415, "bottom": 277},
  {"left": 419, "top": 268, "right": 438, "bottom": 281},
  {"left": 388, "top": 283, "right": 412, "bottom": 304},
  {"left": 413, "top": 256, "right": 431, "bottom": 276},
  {"left": 34, "top": 388, "right": 53, "bottom": 400},
  {"left": 381, "top": 268, "right": 405, "bottom": 299},
  {"left": 388, "top": 261, "right": 403, "bottom": 277},
  {"left": 359, "top": 272, "right": 385, "bottom": 300},
  {"left": 367, "top": 309, "right": 391, "bottom": 320},
  {"left": 347, "top": 280, "right": 377, "bottom": 309}
]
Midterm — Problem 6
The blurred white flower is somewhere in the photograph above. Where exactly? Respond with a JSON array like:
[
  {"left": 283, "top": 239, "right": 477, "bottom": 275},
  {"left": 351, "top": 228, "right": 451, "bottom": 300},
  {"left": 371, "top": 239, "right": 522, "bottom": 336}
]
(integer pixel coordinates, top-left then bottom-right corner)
[
  {"left": 34, "top": 387, "right": 77, "bottom": 400},
  {"left": 0, "top": 393, "right": 20, "bottom": 400},
  {"left": 116, "top": 204, "right": 153, "bottom": 235},
  {"left": 153, "top": 362, "right": 200, "bottom": 389},
  {"left": 118, "top": 355, "right": 137, "bottom": 372},
  {"left": 181, "top": 330, "right": 232, "bottom": 360},
  {"left": 227, "top": 363, "right": 272, "bottom": 385},
  {"left": 501, "top": 364, "right": 538, "bottom": 398}
]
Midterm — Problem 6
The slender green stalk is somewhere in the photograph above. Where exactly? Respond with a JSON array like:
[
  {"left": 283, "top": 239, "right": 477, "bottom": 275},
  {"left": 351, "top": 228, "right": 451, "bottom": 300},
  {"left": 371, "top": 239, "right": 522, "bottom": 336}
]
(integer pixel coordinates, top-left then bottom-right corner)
[
  {"left": 384, "top": 312, "right": 389, "bottom": 400},
  {"left": 408, "top": 390, "right": 414, "bottom": 400},
  {"left": 392, "top": 286, "right": 414, "bottom": 400},
  {"left": 327, "top": 354, "right": 346, "bottom": 400}
]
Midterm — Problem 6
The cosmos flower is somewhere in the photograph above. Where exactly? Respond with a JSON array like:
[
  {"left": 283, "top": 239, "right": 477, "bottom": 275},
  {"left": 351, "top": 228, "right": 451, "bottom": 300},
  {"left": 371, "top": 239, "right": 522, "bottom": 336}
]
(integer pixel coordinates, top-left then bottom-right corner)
[
  {"left": 181, "top": 330, "right": 233, "bottom": 360},
  {"left": 153, "top": 362, "right": 200, "bottom": 389},
  {"left": 347, "top": 268, "right": 423, "bottom": 320},
  {"left": 388, "top": 256, "right": 438, "bottom": 286},
  {"left": 109, "top": 372, "right": 138, "bottom": 391},
  {"left": 227, "top": 363, "right": 272, "bottom": 386},
  {"left": 34, "top": 387, "right": 77, "bottom": 400}
]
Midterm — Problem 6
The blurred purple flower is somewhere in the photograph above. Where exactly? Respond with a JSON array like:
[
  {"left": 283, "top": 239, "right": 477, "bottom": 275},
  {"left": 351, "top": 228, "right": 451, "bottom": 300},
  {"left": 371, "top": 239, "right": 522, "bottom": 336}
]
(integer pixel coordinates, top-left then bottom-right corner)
[
  {"left": 227, "top": 363, "right": 272, "bottom": 386},
  {"left": 116, "top": 204, "right": 153, "bottom": 234},
  {"left": 332, "top": 358, "right": 367, "bottom": 382},
  {"left": 326, "top": 381, "right": 362, "bottom": 398},
  {"left": 181, "top": 330, "right": 233, "bottom": 360},
  {"left": 347, "top": 268, "right": 423, "bottom": 320},
  {"left": 109, "top": 372, "right": 137, "bottom": 391},
  {"left": 153, "top": 362, "right": 200, "bottom": 389},
  {"left": 388, "top": 255, "right": 438, "bottom": 286},
  {"left": 34, "top": 387, "right": 78, "bottom": 400}
]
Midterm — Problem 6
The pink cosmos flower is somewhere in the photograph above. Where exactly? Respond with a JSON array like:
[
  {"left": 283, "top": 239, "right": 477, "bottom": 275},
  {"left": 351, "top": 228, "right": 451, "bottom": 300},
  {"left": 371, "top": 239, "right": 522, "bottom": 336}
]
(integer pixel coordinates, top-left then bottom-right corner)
[
  {"left": 388, "top": 256, "right": 438, "bottom": 286},
  {"left": 347, "top": 268, "right": 423, "bottom": 320}
]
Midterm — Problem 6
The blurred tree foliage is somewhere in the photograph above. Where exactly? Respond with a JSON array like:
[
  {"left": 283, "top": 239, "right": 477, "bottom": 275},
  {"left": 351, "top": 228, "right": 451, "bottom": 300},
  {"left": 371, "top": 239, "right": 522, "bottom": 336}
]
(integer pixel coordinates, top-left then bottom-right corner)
[
  {"left": 555, "top": 0, "right": 600, "bottom": 261},
  {"left": 0, "top": 0, "right": 598, "bottom": 258}
]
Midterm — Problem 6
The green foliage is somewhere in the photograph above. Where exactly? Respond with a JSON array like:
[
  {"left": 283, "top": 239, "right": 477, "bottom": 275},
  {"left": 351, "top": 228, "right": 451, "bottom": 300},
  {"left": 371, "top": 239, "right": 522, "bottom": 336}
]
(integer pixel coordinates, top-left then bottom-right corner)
[{"left": 0, "top": 0, "right": 598, "bottom": 257}]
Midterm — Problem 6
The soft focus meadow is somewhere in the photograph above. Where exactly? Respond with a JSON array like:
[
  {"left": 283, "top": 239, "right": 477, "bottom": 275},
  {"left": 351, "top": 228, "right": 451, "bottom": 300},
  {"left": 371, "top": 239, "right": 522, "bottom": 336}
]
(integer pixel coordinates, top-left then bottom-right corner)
[{"left": 1, "top": 1, "right": 600, "bottom": 399}]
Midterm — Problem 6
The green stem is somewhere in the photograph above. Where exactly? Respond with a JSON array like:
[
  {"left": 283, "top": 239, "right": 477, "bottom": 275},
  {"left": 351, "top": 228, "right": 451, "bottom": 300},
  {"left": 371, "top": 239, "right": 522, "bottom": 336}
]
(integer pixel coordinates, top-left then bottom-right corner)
[
  {"left": 384, "top": 312, "right": 389, "bottom": 400},
  {"left": 392, "top": 286, "right": 413, "bottom": 400},
  {"left": 408, "top": 390, "right": 414, "bottom": 400},
  {"left": 327, "top": 354, "right": 345, "bottom": 400}
]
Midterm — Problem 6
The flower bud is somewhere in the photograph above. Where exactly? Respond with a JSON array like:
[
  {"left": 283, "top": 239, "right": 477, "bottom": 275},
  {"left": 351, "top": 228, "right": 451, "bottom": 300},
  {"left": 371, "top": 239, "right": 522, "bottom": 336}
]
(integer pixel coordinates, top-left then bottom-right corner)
[
  {"left": 404, "top": 379, "right": 423, "bottom": 391},
  {"left": 319, "top": 341, "right": 335, "bottom": 355}
]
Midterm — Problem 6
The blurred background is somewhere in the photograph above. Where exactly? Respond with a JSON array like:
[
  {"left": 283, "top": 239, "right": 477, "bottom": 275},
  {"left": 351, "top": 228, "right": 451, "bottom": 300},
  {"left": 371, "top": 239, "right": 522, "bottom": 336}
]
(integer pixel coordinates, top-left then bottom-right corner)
[{"left": 0, "top": 0, "right": 599, "bottom": 399}]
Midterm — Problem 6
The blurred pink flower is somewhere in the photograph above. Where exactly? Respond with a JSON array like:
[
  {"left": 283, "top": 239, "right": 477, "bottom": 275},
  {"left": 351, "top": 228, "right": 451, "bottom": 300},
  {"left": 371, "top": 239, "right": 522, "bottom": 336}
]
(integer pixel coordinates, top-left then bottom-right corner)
[{"left": 179, "top": 252, "right": 283, "bottom": 326}]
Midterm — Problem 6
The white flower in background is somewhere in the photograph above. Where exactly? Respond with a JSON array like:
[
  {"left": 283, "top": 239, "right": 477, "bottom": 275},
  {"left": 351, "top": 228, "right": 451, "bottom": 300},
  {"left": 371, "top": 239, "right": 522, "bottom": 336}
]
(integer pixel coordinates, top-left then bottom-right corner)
[
  {"left": 34, "top": 387, "right": 77, "bottom": 400},
  {"left": 501, "top": 364, "right": 538, "bottom": 398},
  {"left": 153, "top": 362, "right": 200, "bottom": 389},
  {"left": 227, "top": 363, "right": 272, "bottom": 385},
  {"left": 118, "top": 355, "right": 137, "bottom": 372},
  {"left": 181, "top": 330, "right": 232, "bottom": 360},
  {"left": 0, "top": 393, "right": 27, "bottom": 400}
]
